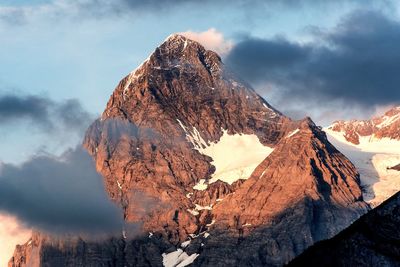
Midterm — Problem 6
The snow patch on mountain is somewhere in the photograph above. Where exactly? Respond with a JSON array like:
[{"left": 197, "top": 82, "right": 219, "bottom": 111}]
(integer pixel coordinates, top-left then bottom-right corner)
[
  {"left": 193, "top": 129, "right": 273, "bottom": 190},
  {"left": 187, "top": 204, "right": 213, "bottom": 216},
  {"left": 122, "top": 56, "right": 151, "bottom": 99},
  {"left": 193, "top": 179, "right": 208, "bottom": 190},
  {"left": 376, "top": 113, "right": 400, "bottom": 128},
  {"left": 162, "top": 248, "right": 199, "bottom": 267},
  {"left": 187, "top": 209, "right": 199, "bottom": 216},
  {"left": 325, "top": 128, "right": 400, "bottom": 207},
  {"left": 195, "top": 204, "right": 212, "bottom": 210},
  {"left": 326, "top": 127, "right": 400, "bottom": 154},
  {"left": 177, "top": 119, "right": 208, "bottom": 150},
  {"left": 286, "top": 128, "right": 300, "bottom": 138},
  {"left": 181, "top": 240, "right": 191, "bottom": 248}
]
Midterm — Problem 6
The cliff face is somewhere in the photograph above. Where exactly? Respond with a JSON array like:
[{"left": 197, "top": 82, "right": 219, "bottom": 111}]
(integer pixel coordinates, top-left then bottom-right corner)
[
  {"left": 195, "top": 119, "right": 367, "bottom": 266},
  {"left": 288, "top": 191, "right": 400, "bottom": 267},
  {"left": 9, "top": 34, "right": 368, "bottom": 267}
]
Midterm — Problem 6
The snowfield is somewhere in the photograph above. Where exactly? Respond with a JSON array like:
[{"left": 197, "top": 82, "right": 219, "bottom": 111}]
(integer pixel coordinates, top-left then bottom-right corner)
[
  {"left": 162, "top": 248, "right": 199, "bottom": 267},
  {"left": 189, "top": 129, "right": 273, "bottom": 190},
  {"left": 325, "top": 128, "right": 400, "bottom": 207}
]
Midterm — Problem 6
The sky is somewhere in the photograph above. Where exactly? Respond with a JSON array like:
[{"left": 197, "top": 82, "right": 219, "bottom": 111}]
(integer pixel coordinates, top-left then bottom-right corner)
[{"left": 0, "top": 0, "right": 399, "bottom": 163}]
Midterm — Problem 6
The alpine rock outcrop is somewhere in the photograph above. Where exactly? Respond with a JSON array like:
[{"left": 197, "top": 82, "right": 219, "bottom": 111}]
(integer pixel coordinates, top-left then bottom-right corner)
[
  {"left": 9, "top": 34, "right": 369, "bottom": 267},
  {"left": 328, "top": 107, "right": 400, "bottom": 145}
]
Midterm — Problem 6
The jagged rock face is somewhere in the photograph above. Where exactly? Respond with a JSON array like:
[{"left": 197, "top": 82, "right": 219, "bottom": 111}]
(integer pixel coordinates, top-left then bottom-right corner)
[
  {"left": 194, "top": 119, "right": 368, "bottom": 266},
  {"left": 82, "top": 34, "right": 292, "bottom": 243},
  {"left": 329, "top": 106, "right": 400, "bottom": 144},
  {"left": 288, "top": 191, "right": 400, "bottom": 267},
  {"left": 191, "top": 179, "right": 244, "bottom": 207},
  {"left": 100, "top": 34, "right": 288, "bottom": 146},
  {"left": 213, "top": 119, "right": 366, "bottom": 228},
  {"left": 10, "top": 34, "right": 369, "bottom": 267}
]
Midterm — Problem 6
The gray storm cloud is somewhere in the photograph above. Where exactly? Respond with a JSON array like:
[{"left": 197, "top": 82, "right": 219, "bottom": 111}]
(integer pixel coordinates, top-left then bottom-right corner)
[
  {"left": 0, "top": 0, "right": 381, "bottom": 25},
  {"left": 226, "top": 10, "right": 400, "bottom": 109},
  {"left": 0, "top": 94, "right": 92, "bottom": 134},
  {"left": 0, "top": 146, "right": 125, "bottom": 234}
]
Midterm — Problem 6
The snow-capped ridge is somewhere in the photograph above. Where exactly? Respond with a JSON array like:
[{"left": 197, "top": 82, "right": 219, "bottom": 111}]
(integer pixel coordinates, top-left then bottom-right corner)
[{"left": 325, "top": 106, "right": 400, "bottom": 207}]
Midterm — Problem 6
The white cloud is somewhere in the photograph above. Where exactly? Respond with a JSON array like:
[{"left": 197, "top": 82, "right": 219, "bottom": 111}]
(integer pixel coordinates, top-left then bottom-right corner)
[{"left": 180, "top": 28, "right": 233, "bottom": 56}]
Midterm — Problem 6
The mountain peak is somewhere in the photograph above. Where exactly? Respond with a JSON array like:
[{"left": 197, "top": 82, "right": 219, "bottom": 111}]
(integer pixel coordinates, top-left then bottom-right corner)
[
  {"left": 156, "top": 33, "right": 221, "bottom": 64},
  {"left": 101, "top": 30, "right": 286, "bottom": 144},
  {"left": 123, "top": 33, "right": 222, "bottom": 81},
  {"left": 159, "top": 33, "right": 205, "bottom": 53},
  {"left": 160, "top": 33, "right": 195, "bottom": 51},
  {"left": 163, "top": 33, "right": 190, "bottom": 43},
  {"left": 126, "top": 33, "right": 220, "bottom": 78}
]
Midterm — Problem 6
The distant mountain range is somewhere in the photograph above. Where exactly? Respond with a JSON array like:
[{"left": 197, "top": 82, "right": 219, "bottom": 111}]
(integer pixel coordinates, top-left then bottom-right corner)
[
  {"left": 325, "top": 109, "right": 400, "bottom": 207},
  {"left": 328, "top": 107, "right": 400, "bottom": 145}
]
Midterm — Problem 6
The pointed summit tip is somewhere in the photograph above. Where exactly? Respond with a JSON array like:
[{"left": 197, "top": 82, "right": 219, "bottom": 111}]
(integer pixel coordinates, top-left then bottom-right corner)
[
  {"left": 164, "top": 33, "right": 189, "bottom": 42},
  {"left": 162, "top": 33, "right": 222, "bottom": 62},
  {"left": 162, "top": 33, "right": 192, "bottom": 47},
  {"left": 160, "top": 33, "right": 206, "bottom": 52}
]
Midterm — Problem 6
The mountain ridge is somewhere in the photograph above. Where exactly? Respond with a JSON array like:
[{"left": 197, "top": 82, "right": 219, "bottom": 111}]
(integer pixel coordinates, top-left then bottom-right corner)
[
  {"left": 328, "top": 106, "right": 400, "bottom": 145},
  {"left": 325, "top": 106, "right": 400, "bottom": 207}
]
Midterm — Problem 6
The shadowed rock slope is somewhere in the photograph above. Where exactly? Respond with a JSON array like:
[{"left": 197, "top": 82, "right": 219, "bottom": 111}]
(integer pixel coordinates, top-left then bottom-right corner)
[{"left": 288, "top": 190, "right": 400, "bottom": 267}]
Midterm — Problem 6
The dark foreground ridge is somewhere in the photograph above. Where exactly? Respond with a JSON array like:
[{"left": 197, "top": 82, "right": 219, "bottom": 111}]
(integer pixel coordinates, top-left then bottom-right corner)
[
  {"left": 389, "top": 163, "right": 400, "bottom": 171},
  {"left": 288, "top": 191, "right": 400, "bottom": 267}
]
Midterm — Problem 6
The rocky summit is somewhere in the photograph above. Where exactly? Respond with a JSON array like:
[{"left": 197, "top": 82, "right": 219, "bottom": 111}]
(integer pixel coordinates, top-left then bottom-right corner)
[{"left": 9, "top": 34, "right": 369, "bottom": 267}]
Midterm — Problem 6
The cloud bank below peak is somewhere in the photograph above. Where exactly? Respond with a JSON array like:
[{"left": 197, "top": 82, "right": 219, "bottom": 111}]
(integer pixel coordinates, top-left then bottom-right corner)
[
  {"left": 0, "top": 146, "right": 124, "bottom": 235},
  {"left": 0, "top": 94, "right": 92, "bottom": 132},
  {"left": 0, "top": 92, "right": 94, "bottom": 164}
]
